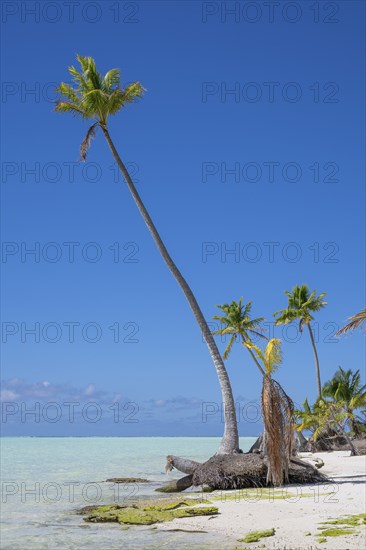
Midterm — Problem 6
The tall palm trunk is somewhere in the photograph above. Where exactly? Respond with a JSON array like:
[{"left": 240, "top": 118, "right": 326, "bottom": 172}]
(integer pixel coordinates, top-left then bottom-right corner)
[
  {"left": 101, "top": 126, "right": 239, "bottom": 454},
  {"left": 307, "top": 323, "right": 322, "bottom": 400}
]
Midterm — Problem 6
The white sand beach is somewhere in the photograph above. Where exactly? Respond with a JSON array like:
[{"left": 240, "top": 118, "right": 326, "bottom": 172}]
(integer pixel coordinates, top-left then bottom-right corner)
[{"left": 159, "top": 451, "right": 366, "bottom": 549}]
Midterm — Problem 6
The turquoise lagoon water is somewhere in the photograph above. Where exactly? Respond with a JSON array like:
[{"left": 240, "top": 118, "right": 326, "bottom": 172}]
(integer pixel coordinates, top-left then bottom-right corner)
[{"left": 0, "top": 437, "right": 256, "bottom": 549}]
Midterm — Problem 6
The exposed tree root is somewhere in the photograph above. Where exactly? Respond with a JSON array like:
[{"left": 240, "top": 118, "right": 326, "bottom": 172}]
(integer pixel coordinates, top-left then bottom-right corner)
[{"left": 158, "top": 452, "right": 326, "bottom": 492}]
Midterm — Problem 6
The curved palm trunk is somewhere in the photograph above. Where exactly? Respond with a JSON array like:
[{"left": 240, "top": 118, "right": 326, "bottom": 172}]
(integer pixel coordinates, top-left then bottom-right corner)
[
  {"left": 307, "top": 323, "right": 322, "bottom": 400},
  {"left": 240, "top": 336, "right": 265, "bottom": 377},
  {"left": 102, "top": 127, "right": 239, "bottom": 454}
]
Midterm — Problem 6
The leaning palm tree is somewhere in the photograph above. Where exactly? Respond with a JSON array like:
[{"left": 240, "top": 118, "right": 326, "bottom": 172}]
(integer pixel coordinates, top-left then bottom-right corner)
[
  {"left": 212, "top": 299, "right": 266, "bottom": 375},
  {"left": 55, "top": 55, "right": 239, "bottom": 454},
  {"left": 322, "top": 367, "right": 366, "bottom": 435},
  {"left": 244, "top": 339, "right": 294, "bottom": 485},
  {"left": 274, "top": 284, "right": 326, "bottom": 400},
  {"left": 336, "top": 309, "right": 366, "bottom": 336}
]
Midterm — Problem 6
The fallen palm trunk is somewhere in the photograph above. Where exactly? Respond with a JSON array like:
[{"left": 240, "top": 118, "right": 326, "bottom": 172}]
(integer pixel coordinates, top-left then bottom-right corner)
[
  {"left": 157, "top": 452, "right": 326, "bottom": 492},
  {"left": 165, "top": 455, "right": 201, "bottom": 475},
  {"left": 155, "top": 474, "right": 194, "bottom": 493},
  {"left": 192, "top": 454, "right": 325, "bottom": 490}
]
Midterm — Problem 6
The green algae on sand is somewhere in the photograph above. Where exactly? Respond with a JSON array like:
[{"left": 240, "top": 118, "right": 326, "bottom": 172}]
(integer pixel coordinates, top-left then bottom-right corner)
[
  {"left": 316, "top": 513, "right": 366, "bottom": 543},
  {"left": 81, "top": 498, "right": 218, "bottom": 526},
  {"left": 238, "top": 528, "right": 275, "bottom": 543}
]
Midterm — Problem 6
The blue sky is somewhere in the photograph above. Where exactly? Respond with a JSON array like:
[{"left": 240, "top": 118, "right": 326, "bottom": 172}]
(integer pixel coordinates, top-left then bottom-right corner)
[{"left": 1, "top": 0, "right": 365, "bottom": 436}]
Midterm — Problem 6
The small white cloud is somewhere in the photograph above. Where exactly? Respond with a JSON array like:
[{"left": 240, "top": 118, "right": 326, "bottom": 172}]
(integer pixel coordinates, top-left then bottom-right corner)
[
  {"left": 0, "top": 390, "right": 20, "bottom": 400},
  {"left": 84, "top": 384, "right": 95, "bottom": 396}
]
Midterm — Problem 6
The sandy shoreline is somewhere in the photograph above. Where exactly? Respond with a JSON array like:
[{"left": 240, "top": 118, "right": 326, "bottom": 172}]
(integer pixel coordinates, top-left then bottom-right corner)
[{"left": 158, "top": 451, "right": 366, "bottom": 549}]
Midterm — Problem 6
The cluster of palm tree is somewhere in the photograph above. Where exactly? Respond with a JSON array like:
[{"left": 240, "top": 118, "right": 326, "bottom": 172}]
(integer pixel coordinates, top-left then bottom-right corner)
[
  {"left": 212, "top": 283, "right": 327, "bottom": 401},
  {"left": 210, "top": 288, "right": 327, "bottom": 483},
  {"left": 295, "top": 368, "right": 366, "bottom": 455},
  {"left": 55, "top": 56, "right": 365, "bottom": 470}
]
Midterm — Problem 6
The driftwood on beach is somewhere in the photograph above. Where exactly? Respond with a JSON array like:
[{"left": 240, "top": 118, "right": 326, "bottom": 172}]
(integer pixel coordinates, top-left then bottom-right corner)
[{"left": 158, "top": 452, "right": 326, "bottom": 493}]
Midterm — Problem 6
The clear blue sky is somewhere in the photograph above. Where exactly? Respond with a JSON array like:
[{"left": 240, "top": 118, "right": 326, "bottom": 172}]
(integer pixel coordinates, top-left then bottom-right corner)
[{"left": 1, "top": 0, "right": 365, "bottom": 436}]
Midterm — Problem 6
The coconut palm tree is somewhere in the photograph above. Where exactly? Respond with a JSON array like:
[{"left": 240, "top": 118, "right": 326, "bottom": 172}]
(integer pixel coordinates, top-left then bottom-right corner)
[
  {"left": 322, "top": 367, "right": 366, "bottom": 435},
  {"left": 295, "top": 398, "right": 359, "bottom": 456},
  {"left": 274, "top": 284, "right": 326, "bottom": 399},
  {"left": 212, "top": 299, "right": 266, "bottom": 375},
  {"left": 55, "top": 55, "right": 239, "bottom": 454},
  {"left": 244, "top": 338, "right": 294, "bottom": 485},
  {"left": 337, "top": 309, "right": 366, "bottom": 336}
]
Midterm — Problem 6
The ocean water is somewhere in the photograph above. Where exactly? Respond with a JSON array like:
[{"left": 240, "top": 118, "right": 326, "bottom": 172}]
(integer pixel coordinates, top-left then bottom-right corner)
[{"left": 0, "top": 437, "right": 256, "bottom": 549}]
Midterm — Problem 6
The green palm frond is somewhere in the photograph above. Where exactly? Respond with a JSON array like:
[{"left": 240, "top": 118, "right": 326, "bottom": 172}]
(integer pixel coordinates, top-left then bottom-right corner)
[
  {"left": 322, "top": 367, "right": 366, "bottom": 410},
  {"left": 68, "top": 66, "right": 89, "bottom": 93},
  {"left": 223, "top": 335, "right": 236, "bottom": 360},
  {"left": 54, "top": 101, "right": 89, "bottom": 119},
  {"left": 212, "top": 326, "right": 236, "bottom": 336},
  {"left": 274, "top": 284, "right": 326, "bottom": 326},
  {"left": 55, "top": 55, "right": 144, "bottom": 128},
  {"left": 121, "top": 82, "right": 145, "bottom": 104},
  {"left": 102, "top": 69, "right": 121, "bottom": 92},
  {"left": 212, "top": 298, "right": 265, "bottom": 361}
]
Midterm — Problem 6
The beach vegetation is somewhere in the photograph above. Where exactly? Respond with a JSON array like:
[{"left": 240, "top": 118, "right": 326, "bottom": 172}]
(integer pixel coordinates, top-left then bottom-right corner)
[
  {"left": 238, "top": 528, "right": 275, "bottom": 543},
  {"left": 82, "top": 500, "right": 218, "bottom": 525}
]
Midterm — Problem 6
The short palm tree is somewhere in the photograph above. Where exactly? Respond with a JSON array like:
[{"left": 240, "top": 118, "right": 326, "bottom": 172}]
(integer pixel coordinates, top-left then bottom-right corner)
[
  {"left": 244, "top": 338, "right": 294, "bottom": 485},
  {"left": 55, "top": 55, "right": 239, "bottom": 454},
  {"left": 274, "top": 284, "right": 326, "bottom": 399},
  {"left": 212, "top": 299, "right": 266, "bottom": 375},
  {"left": 322, "top": 367, "right": 366, "bottom": 435},
  {"left": 337, "top": 309, "right": 366, "bottom": 336},
  {"left": 295, "top": 398, "right": 359, "bottom": 456}
]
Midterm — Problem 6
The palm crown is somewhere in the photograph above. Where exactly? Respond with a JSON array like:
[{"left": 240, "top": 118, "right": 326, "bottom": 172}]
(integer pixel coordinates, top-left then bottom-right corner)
[
  {"left": 274, "top": 284, "right": 326, "bottom": 331},
  {"left": 55, "top": 55, "right": 144, "bottom": 159},
  {"left": 213, "top": 299, "right": 265, "bottom": 360},
  {"left": 322, "top": 367, "right": 366, "bottom": 408}
]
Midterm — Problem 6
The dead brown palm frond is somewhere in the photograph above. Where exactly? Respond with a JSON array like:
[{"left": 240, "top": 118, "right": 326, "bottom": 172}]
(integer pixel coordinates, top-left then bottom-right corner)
[
  {"left": 336, "top": 309, "right": 366, "bottom": 336},
  {"left": 80, "top": 122, "right": 98, "bottom": 161},
  {"left": 261, "top": 375, "right": 294, "bottom": 486}
]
